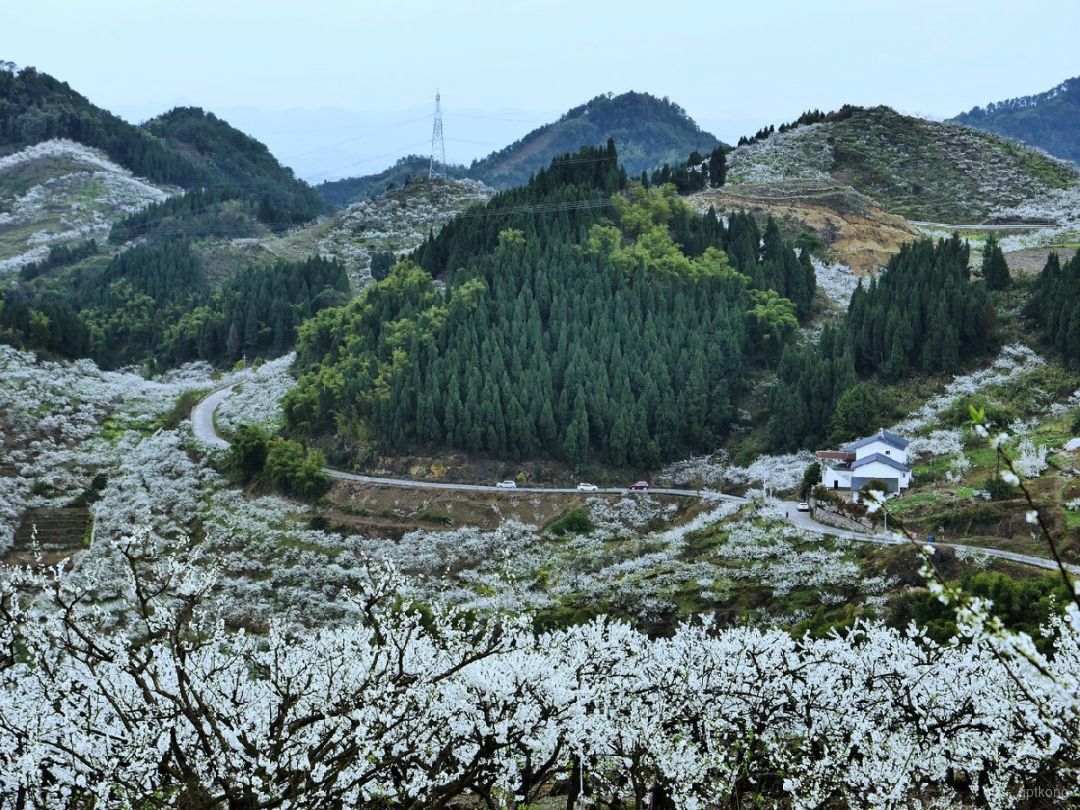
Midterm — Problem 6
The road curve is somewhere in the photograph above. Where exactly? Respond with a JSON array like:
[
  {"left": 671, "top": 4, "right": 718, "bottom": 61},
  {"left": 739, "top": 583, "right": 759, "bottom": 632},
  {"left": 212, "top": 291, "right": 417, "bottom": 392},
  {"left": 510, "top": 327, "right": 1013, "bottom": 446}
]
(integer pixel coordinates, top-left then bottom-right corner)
[{"left": 191, "top": 385, "right": 1074, "bottom": 573}]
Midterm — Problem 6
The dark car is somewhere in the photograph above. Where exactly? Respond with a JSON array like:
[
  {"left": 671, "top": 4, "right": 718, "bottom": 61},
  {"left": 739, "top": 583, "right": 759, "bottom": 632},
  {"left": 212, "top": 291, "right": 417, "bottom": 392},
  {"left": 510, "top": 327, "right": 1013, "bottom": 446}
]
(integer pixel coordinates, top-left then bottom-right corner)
[{"left": 629, "top": 480, "right": 650, "bottom": 491}]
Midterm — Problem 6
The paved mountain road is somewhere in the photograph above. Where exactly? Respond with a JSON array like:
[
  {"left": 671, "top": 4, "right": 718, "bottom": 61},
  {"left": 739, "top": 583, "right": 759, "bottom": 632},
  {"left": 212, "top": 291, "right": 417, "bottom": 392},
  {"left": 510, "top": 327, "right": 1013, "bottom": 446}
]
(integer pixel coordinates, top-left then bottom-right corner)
[{"left": 192, "top": 384, "right": 1075, "bottom": 574}]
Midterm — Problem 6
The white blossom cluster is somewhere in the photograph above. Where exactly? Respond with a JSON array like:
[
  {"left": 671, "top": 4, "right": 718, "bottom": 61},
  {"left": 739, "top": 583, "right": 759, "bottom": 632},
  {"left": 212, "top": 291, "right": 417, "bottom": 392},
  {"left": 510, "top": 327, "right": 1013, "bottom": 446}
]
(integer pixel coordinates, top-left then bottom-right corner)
[
  {"left": 0, "top": 345, "right": 281, "bottom": 554},
  {"left": 214, "top": 353, "right": 296, "bottom": 435},
  {"left": 992, "top": 185, "right": 1080, "bottom": 227},
  {"left": 906, "top": 428, "right": 964, "bottom": 458},
  {"left": 2, "top": 550, "right": 1077, "bottom": 808},
  {"left": 660, "top": 450, "right": 816, "bottom": 494},
  {"left": 945, "top": 453, "right": 973, "bottom": 484},
  {"left": 1014, "top": 439, "right": 1049, "bottom": 479},
  {"left": 809, "top": 255, "right": 862, "bottom": 308},
  {"left": 725, "top": 124, "right": 834, "bottom": 185},
  {"left": 891, "top": 344, "right": 1045, "bottom": 435},
  {"left": 269, "top": 179, "right": 493, "bottom": 288},
  {"left": 0, "top": 139, "right": 171, "bottom": 272}
]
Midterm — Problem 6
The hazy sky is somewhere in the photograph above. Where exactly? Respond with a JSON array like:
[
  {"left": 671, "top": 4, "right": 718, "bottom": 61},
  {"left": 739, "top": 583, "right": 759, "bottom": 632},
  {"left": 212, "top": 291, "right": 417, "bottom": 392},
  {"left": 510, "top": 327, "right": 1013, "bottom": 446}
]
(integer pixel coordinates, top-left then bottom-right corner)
[{"left": 5, "top": 0, "right": 1079, "bottom": 181}]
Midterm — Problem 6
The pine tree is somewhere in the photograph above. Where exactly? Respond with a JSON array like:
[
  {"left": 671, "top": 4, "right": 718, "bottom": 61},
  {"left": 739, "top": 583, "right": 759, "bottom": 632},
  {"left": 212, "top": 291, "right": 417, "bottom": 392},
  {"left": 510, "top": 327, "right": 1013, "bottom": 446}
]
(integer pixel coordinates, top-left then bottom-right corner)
[
  {"left": 982, "top": 235, "right": 1011, "bottom": 290},
  {"left": 708, "top": 147, "right": 727, "bottom": 188}
]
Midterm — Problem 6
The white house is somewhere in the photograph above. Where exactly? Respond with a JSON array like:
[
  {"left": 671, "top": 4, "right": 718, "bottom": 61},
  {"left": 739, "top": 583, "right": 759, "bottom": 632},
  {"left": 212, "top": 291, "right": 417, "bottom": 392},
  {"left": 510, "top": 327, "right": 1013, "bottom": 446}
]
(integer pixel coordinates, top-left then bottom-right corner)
[{"left": 818, "top": 429, "right": 911, "bottom": 497}]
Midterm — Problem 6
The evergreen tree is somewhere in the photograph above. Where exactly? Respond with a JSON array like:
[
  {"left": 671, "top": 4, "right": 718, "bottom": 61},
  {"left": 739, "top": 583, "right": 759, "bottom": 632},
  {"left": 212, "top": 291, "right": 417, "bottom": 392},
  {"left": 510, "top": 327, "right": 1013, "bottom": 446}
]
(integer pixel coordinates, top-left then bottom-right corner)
[
  {"left": 982, "top": 234, "right": 1011, "bottom": 290},
  {"left": 708, "top": 147, "right": 727, "bottom": 188}
]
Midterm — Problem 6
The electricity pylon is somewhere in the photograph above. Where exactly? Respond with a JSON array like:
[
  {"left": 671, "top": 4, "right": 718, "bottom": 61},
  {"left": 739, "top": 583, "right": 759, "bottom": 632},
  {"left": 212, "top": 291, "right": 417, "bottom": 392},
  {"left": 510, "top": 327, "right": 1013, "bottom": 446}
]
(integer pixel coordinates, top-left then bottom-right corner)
[{"left": 429, "top": 91, "right": 446, "bottom": 180}]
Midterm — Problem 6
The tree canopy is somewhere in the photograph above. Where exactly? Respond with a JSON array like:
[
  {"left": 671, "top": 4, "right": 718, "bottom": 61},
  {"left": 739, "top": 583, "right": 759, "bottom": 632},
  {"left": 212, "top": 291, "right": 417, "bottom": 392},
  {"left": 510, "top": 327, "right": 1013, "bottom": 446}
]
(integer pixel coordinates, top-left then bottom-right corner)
[{"left": 286, "top": 144, "right": 813, "bottom": 467}]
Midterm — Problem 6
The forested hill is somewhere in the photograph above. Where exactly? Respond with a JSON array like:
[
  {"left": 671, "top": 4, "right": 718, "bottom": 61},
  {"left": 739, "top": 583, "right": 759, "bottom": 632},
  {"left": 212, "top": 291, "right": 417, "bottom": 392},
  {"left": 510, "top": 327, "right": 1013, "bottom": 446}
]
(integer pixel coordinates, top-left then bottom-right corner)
[
  {"left": 315, "top": 154, "right": 467, "bottom": 207},
  {"left": 143, "top": 107, "right": 327, "bottom": 224},
  {"left": 467, "top": 92, "right": 721, "bottom": 190},
  {"left": 0, "top": 64, "right": 205, "bottom": 185},
  {"left": 953, "top": 77, "right": 1080, "bottom": 166},
  {"left": 285, "top": 142, "right": 816, "bottom": 469},
  {"left": 0, "top": 64, "right": 326, "bottom": 226}
]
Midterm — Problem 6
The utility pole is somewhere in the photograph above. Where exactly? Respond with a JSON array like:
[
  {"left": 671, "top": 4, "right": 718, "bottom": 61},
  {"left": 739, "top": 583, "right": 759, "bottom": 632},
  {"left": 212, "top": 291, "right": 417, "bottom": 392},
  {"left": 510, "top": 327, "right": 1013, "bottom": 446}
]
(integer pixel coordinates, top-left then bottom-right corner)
[{"left": 429, "top": 91, "right": 446, "bottom": 180}]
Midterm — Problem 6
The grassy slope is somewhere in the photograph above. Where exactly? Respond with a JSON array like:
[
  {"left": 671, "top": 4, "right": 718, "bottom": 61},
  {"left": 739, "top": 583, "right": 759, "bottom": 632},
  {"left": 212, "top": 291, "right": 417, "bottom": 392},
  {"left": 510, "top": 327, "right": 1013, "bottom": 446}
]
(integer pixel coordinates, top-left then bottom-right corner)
[{"left": 726, "top": 106, "right": 1078, "bottom": 222}]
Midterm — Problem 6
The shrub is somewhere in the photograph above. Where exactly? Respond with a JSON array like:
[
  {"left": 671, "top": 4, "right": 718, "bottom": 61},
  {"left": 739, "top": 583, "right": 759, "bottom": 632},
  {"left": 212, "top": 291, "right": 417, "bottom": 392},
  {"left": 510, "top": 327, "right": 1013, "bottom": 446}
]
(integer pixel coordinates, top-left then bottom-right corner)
[
  {"left": 942, "top": 397, "right": 1015, "bottom": 429},
  {"left": 228, "top": 424, "right": 271, "bottom": 483},
  {"left": 799, "top": 462, "right": 821, "bottom": 501},
  {"left": 265, "top": 439, "right": 331, "bottom": 501},
  {"left": 1071, "top": 410, "right": 1080, "bottom": 435},
  {"left": 983, "top": 476, "right": 1016, "bottom": 501},
  {"left": 227, "top": 425, "right": 330, "bottom": 500},
  {"left": 548, "top": 507, "right": 595, "bottom": 537},
  {"left": 860, "top": 479, "right": 890, "bottom": 496}
]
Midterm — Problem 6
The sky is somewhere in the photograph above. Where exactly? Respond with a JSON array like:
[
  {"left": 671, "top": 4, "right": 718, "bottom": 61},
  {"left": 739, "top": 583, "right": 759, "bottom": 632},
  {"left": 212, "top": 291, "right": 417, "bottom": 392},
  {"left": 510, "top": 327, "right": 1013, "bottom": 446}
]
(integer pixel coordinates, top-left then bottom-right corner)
[{"left": 5, "top": 0, "right": 1079, "bottom": 182}]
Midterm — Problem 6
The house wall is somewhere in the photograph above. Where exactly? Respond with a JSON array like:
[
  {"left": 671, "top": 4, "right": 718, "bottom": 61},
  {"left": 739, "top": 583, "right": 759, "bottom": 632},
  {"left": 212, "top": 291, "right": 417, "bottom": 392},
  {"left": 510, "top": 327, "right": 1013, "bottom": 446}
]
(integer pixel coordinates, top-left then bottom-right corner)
[
  {"left": 851, "top": 459, "right": 911, "bottom": 490},
  {"left": 823, "top": 467, "right": 852, "bottom": 490},
  {"left": 854, "top": 439, "right": 908, "bottom": 466}
]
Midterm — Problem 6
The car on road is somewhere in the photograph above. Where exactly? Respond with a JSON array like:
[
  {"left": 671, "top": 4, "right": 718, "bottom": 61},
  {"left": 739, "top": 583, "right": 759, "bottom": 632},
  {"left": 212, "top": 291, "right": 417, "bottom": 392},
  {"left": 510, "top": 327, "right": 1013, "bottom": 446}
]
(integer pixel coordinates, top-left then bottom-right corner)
[
  {"left": 629, "top": 480, "right": 650, "bottom": 491},
  {"left": 576, "top": 482, "right": 599, "bottom": 492},
  {"left": 796, "top": 501, "right": 811, "bottom": 512},
  {"left": 495, "top": 480, "right": 518, "bottom": 489}
]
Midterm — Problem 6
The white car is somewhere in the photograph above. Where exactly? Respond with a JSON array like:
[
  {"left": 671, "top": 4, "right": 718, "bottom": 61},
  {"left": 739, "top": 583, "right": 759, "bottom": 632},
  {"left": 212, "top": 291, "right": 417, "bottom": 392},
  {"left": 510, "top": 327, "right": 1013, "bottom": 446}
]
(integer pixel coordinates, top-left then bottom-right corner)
[
  {"left": 495, "top": 480, "right": 518, "bottom": 490},
  {"left": 576, "top": 482, "right": 599, "bottom": 492},
  {"left": 796, "top": 501, "right": 811, "bottom": 512}
]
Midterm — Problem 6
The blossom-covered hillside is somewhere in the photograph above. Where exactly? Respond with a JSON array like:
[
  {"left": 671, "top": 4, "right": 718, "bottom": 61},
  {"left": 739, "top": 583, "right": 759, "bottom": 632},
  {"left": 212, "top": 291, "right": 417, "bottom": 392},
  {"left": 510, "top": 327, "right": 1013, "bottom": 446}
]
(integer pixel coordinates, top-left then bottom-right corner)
[
  {"left": 204, "top": 178, "right": 492, "bottom": 289},
  {"left": 0, "top": 139, "right": 172, "bottom": 273},
  {"left": 724, "top": 106, "right": 1079, "bottom": 222}
]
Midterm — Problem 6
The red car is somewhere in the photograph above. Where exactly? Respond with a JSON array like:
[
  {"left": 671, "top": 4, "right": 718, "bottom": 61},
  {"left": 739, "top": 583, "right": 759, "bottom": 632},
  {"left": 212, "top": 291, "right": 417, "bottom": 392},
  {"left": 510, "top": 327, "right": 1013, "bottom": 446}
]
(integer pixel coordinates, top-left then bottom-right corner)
[{"left": 629, "top": 480, "right": 650, "bottom": 491}]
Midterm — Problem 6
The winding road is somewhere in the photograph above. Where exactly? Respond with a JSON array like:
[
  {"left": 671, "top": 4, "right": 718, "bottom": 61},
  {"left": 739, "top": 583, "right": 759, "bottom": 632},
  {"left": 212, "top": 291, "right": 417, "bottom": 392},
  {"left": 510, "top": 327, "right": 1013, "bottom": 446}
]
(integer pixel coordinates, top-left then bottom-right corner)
[{"left": 192, "top": 384, "right": 1075, "bottom": 574}]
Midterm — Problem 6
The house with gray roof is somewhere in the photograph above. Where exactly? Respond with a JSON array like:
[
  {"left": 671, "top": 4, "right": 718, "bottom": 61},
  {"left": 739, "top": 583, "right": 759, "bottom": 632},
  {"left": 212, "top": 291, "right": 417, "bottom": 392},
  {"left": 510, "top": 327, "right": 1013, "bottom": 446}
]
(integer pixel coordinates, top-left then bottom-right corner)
[{"left": 817, "top": 428, "right": 912, "bottom": 497}]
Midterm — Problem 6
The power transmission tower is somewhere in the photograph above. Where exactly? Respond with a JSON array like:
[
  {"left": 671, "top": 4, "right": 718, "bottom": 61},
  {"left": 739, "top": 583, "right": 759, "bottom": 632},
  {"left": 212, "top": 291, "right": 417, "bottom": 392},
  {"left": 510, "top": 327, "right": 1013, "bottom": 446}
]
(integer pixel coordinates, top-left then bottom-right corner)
[{"left": 429, "top": 91, "right": 446, "bottom": 180}]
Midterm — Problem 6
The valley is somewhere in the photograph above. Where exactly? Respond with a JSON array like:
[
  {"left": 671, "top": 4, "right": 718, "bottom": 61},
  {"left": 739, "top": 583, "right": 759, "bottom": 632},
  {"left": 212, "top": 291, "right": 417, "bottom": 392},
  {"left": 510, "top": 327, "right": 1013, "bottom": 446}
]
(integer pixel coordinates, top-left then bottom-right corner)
[{"left": 3, "top": 53, "right": 1080, "bottom": 809}]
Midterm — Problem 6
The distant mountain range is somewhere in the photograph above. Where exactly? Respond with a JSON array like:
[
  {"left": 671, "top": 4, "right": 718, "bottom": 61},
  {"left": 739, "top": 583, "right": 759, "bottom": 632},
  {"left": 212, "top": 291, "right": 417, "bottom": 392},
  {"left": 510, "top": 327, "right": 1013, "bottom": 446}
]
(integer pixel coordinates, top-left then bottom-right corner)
[
  {"left": 317, "top": 92, "right": 722, "bottom": 207},
  {"left": 953, "top": 77, "right": 1080, "bottom": 166}
]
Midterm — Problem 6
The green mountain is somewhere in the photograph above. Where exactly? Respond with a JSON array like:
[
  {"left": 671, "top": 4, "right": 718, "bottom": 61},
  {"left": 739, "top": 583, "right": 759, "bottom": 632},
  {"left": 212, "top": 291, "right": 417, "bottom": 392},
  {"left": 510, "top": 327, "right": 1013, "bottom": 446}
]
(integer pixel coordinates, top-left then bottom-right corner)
[
  {"left": 466, "top": 92, "right": 721, "bottom": 189},
  {"left": 953, "top": 77, "right": 1080, "bottom": 166},
  {"left": 317, "top": 92, "right": 721, "bottom": 207},
  {"left": 0, "top": 64, "right": 326, "bottom": 228},
  {"left": 725, "top": 105, "right": 1077, "bottom": 221},
  {"left": 315, "top": 154, "right": 467, "bottom": 207},
  {"left": 0, "top": 64, "right": 205, "bottom": 186},
  {"left": 143, "top": 106, "right": 326, "bottom": 225}
]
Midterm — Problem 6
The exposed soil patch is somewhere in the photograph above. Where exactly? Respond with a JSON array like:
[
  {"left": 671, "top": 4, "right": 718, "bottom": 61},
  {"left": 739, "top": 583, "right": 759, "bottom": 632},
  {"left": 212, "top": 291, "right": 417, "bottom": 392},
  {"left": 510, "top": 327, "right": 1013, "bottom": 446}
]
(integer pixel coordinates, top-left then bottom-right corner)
[
  {"left": 688, "top": 184, "right": 918, "bottom": 274},
  {"left": 5, "top": 506, "right": 90, "bottom": 566},
  {"left": 320, "top": 481, "right": 700, "bottom": 539},
  {"left": 1003, "top": 247, "right": 1065, "bottom": 276}
]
